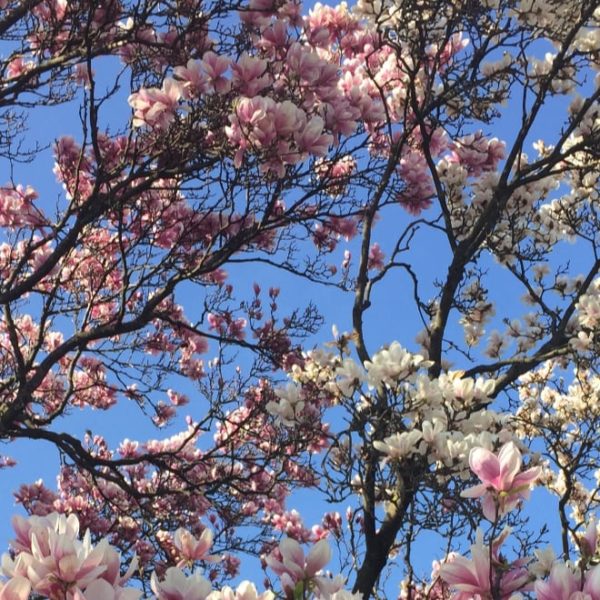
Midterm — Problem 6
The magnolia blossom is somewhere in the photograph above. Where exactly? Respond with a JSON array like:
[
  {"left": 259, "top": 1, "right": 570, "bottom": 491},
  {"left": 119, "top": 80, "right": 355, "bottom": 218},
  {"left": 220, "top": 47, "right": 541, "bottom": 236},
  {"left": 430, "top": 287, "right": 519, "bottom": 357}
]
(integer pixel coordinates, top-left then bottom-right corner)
[
  {"left": 440, "top": 532, "right": 530, "bottom": 599},
  {"left": 150, "top": 567, "right": 213, "bottom": 600},
  {"left": 173, "top": 527, "right": 220, "bottom": 566},
  {"left": 294, "top": 116, "right": 333, "bottom": 156},
  {"left": 128, "top": 79, "right": 182, "bottom": 129},
  {"left": 0, "top": 185, "right": 46, "bottom": 228},
  {"left": 207, "top": 581, "right": 274, "bottom": 600},
  {"left": 576, "top": 518, "right": 599, "bottom": 557},
  {"left": 174, "top": 59, "right": 209, "bottom": 98},
  {"left": 462, "top": 442, "right": 540, "bottom": 520},
  {"left": 535, "top": 562, "right": 600, "bottom": 600},
  {"left": 0, "top": 576, "right": 30, "bottom": 600},
  {"left": 373, "top": 430, "right": 424, "bottom": 459},
  {"left": 201, "top": 51, "right": 231, "bottom": 93},
  {"left": 1, "top": 513, "right": 140, "bottom": 600},
  {"left": 266, "top": 383, "right": 305, "bottom": 426},
  {"left": 265, "top": 538, "right": 332, "bottom": 596},
  {"left": 363, "top": 342, "right": 431, "bottom": 388}
]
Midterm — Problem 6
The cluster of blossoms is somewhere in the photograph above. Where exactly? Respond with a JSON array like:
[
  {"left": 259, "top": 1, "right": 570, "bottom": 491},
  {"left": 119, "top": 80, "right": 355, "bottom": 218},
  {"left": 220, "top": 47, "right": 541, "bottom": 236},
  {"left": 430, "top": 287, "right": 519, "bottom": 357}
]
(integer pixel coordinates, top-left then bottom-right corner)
[
  {"left": 0, "top": 513, "right": 359, "bottom": 600},
  {"left": 0, "top": 512, "right": 140, "bottom": 600},
  {"left": 123, "top": 0, "right": 511, "bottom": 222},
  {"left": 128, "top": 27, "right": 361, "bottom": 178},
  {"left": 515, "top": 362, "right": 600, "bottom": 525},
  {"left": 395, "top": 443, "right": 599, "bottom": 600},
  {"left": 3, "top": 442, "right": 597, "bottom": 600},
  {"left": 3, "top": 1, "right": 600, "bottom": 600},
  {"left": 268, "top": 339, "right": 512, "bottom": 480}
]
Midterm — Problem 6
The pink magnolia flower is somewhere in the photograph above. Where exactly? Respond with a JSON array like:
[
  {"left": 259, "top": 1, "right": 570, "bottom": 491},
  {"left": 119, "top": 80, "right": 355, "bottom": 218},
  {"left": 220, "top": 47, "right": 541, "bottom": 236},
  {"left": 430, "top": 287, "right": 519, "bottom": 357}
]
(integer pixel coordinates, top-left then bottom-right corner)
[
  {"left": 207, "top": 581, "right": 274, "bottom": 600},
  {"left": 231, "top": 54, "right": 271, "bottom": 96},
  {"left": 150, "top": 567, "right": 212, "bottom": 600},
  {"left": 584, "top": 564, "right": 600, "bottom": 600},
  {"left": 201, "top": 51, "right": 231, "bottom": 94},
  {"left": 440, "top": 533, "right": 530, "bottom": 599},
  {"left": 128, "top": 79, "right": 182, "bottom": 129},
  {"left": 71, "top": 578, "right": 141, "bottom": 600},
  {"left": 265, "top": 538, "right": 331, "bottom": 595},
  {"left": 174, "top": 59, "right": 209, "bottom": 98},
  {"left": 6, "top": 58, "right": 34, "bottom": 79},
  {"left": 238, "top": 0, "right": 277, "bottom": 27},
  {"left": 315, "top": 155, "right": 356, "bottom": 195},
  {"left": 462, "top": 442, "right": 540, "bottom": 520},
  {"left": 10, "top": 512, "right": 80, "bottom": 555},
  {"left": 173, "top": 527, "right": 220, "bottom": 566},
  {"left": 258, "top": 20, "right": 289, "bottom": 57},
  {"left": 534, "top": 562, "right": 581, "bottom": 600},
  {"left": 273, "top": 101, "right": 305, "bottom": 137},
  {"left": 448, "top": 132, "right": 506, "bottom": 177},
  {"left": 576, "top": 517, "right": 599, "bottom": 557},
  {"left": 368, "top": 243, "right": 385, "bottom": 270},
  {"left": 294, "top": 116, "right": 332, "bottom": 156},
  {"left": 2, "top": 513, "right": 139, "bottom": 600},
  {"left": 286, "top": 43, "right": 323, "bottom": 85},
  {"left": 397, "top": 151, "right": 435, "bottom": 215},
  {"left": 0, "top": 185, "right": 46, "bottom": 228}
]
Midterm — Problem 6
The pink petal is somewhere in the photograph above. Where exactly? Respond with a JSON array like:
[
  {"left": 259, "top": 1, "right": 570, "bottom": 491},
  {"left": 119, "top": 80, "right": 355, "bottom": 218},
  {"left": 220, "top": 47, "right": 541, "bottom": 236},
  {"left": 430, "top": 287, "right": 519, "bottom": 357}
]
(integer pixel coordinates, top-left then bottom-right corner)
[
  {"left": 440, "top": 557, "right": 479, "bottom": 588},
  {"left": 469, "top": 448, "right": 500, "bottom": 487},
  {"left": 461, "top": 483, "right": 487, "bottom": 499},
  {"left": 584, "top": 564, "right": 600, "bottom": 600},
  {"left": 470, "top": 545, "right": 490, "bottom": 589},
  {"left": 497, "top": 442, "right": 522, "bottom": 490},
  {"left": 58, "top": 554, "right": 82, "bottom": 581},
  {"left": 512, "top": 466, "right": 540, "bottom": 490},
  {"left": 81, "top": 579, "right": 117, "bottom": 600},
  {"left": 481, "top": 493, "right": 498, "bottom": 521},
  {"left": 305, "top": 539, "right": 330, "bottom": 577},
  {"left": 279, "top": 538, "right": 304, "bottom": 570},
  {"left": 0, "top": 576, "right": 31, "bottom": 600}
]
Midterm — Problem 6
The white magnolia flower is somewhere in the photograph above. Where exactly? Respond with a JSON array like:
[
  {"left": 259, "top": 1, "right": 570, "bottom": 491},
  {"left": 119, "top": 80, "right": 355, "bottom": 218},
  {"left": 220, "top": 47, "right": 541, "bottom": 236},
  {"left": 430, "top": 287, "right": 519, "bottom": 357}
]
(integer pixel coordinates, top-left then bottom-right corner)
[{"left": 373, "top": 430, "right": 423, "bottom": 459}]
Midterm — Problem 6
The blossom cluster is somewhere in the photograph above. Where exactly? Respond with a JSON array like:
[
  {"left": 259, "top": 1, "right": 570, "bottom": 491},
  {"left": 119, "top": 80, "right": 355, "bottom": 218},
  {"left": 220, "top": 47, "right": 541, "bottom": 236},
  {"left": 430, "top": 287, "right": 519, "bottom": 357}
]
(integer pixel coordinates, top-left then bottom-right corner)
[
  {"left": 402, "top": 443, "right": 600, "bottom": 600},
  {"left": 0, "top": 513, "right": 359, "bottom": 600},
  {"left": 268, "top": 339, "right": 511, "bottom": 481}
]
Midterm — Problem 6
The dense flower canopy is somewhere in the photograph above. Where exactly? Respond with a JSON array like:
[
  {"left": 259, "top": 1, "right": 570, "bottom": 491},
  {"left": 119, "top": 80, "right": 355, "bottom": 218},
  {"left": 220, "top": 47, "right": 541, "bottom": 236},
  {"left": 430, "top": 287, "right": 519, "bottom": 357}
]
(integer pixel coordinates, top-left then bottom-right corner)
[{"left": 1, "top": 0, "right": 600, "bottom": 598}]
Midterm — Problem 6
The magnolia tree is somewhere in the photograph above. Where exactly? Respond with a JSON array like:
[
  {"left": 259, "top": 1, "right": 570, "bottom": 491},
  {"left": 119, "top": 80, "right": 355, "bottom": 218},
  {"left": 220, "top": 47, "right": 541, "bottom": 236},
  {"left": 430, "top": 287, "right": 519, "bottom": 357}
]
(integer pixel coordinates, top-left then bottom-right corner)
[{"left": 0, "top": 0, "right": 600, "bottom": 597}]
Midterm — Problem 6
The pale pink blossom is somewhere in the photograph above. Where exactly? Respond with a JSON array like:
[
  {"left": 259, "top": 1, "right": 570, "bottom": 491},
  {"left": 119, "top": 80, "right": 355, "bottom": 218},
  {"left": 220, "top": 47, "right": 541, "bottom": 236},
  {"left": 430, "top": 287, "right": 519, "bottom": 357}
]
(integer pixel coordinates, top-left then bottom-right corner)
[
  {"left": 2, "top": 513, "right": 139, "bottom": 600},
  {"left": 368, "top": 243, "right": 385, "bottom": 270},
  {"left": 577, "top": 517, "right": 599, "bottom": 557},
  {"left": 207, "top": 581, "right": 274, "bottom": 600},
  {"left": 294, "top": 116, "right": 332, "bottom": 156},
  {"left": 397, "top": 151, "right": 435, "bottom": 215},
  {"left": 448, "top": 132, "right": 505, "bottom": 177},
  {"left": 128, "top": 79, "right": 182, "bottom": 129},
  {"left": 273, "top": 101, "right": 305, "bottom": 136},
  {"left": 440, "top": 534, "right": 530, "bottom": 599},
  {"left": 231, "top": 54, "right": 271, "bottom": 96},
  {"left": 0, "top": 576, "right": 31, "bottom": 600},
  {"left": 265, "top": 538, "right": 331, "bottom": 595},
  {"left": 6, "top": 58, "right": 34, "bottom": 79},
  {"left": 201, "top": 51, "right": 231, "bottom": 93},
  {"left": 535, "top": 562, "right": 581, "bottom": 600},
  {"left": 584, "top": 564, "right": 600, "bottom": 600},
  {"left": 71, "top": 578, "right": 141, "bottom": 600},
  {"left": 173, "top": 527, "right": 220, "bottom": 566},
  {"left": 0, "top": 185, "right": 46, "bottom": 228},
  {"left": 462, "top": 442, "right": 540, "bottom": 520},
  {"left": 174, "top": 59, "right": 209, "bottom": 98},
  {"left": 150, "top": 567, "right": 212, "bottom": 600}
]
